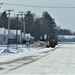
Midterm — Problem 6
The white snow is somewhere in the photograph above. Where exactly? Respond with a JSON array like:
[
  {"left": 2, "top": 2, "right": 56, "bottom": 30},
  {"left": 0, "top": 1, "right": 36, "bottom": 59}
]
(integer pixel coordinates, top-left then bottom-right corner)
[
  {"left": 0, "top": 44, "right": 63, "bottom": 74},
  {"left": 0, "top": 44, "right": 57, "bottom": 63},
  {"left": 2, "top": 44, "right": 75, "bottom": 74}
]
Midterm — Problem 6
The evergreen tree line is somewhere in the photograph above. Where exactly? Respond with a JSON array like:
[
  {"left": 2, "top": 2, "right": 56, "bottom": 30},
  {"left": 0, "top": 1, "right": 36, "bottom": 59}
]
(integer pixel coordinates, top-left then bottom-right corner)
[{"left": 0, "top": 10, "right": 74, "bottom": 40}]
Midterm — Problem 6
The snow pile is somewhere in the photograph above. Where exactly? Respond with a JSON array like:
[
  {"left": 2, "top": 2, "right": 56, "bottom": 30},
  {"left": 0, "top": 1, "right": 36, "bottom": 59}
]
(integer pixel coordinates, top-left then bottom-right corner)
[
  {"left": 0, "top": 45, "right": 29, "bottom": 56},
  {"left": 0, "top": 44, "right": 59, "bottom": 57},
  {"left": 1, "top": 48, "right": 14, "bottom": 54}
]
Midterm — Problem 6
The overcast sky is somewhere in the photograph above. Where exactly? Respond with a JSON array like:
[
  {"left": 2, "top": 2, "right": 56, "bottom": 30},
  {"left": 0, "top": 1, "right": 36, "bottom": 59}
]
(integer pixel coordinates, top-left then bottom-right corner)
[{"left": 0, "top": 0, "right": 75, "bottom": 32}]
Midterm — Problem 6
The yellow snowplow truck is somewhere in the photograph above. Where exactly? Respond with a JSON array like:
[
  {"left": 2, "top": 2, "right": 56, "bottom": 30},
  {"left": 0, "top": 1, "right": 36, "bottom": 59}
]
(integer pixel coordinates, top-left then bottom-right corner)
[{"left": 41, "top": 33, "right": 58, "bottom": 48}]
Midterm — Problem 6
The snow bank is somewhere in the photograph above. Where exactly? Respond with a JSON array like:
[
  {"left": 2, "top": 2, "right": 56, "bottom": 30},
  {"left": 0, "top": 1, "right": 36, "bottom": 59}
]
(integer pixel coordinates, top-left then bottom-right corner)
[
  {"left": 1, "top": 48, "right": 14, "bottom": 54},
  {"left": 0, "top": 44, "right": 60, "bottom": 63}
]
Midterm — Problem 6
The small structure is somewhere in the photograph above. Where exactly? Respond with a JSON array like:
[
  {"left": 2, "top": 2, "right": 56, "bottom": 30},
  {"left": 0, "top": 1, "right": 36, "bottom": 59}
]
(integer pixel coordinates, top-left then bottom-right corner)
[
  {"left": 0, "top": 28, "right": 21, "bottom": 44},
  {"left": 22, "top": 33, "right": 34, "bottom": 44},
  {"left": 10, "top": 30, "right": 21, "bottom": 44},
  {"left": 0, "top": 28, "right": 7, "bottom": 44},
  {"left": 0, "top": 28, "right": 34, "bottom": 44}
]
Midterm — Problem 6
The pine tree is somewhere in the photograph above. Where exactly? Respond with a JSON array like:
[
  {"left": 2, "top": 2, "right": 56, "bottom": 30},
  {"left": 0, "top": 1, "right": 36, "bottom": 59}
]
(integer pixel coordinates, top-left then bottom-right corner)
[{"left": 40, "top": 11, "right": 56, "bottom": 35}]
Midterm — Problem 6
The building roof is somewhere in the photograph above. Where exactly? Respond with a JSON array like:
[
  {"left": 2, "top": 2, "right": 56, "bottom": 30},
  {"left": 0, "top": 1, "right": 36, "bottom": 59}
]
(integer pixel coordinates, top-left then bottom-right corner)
[
  {"left": 58, "top": 35, "right": 75, "bottom": 39},
  {"left": 63, "top": 35, "right": 75, "bottom": 39}
]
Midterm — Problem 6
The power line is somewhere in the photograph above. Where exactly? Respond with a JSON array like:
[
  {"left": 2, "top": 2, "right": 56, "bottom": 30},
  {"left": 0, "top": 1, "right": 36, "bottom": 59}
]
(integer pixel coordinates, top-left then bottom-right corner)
[{"left": 2, "top": 2, "right": 75, "bottom": 8}]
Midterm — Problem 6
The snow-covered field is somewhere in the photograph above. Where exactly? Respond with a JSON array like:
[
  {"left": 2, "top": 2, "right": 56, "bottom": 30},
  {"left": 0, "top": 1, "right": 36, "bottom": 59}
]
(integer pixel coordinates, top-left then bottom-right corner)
[
  {"left": 0, "top": 44, "right": 60, "bottom": 75},
  {"left": 0, "top": 44, "right": 53, "bottom": 62},
  {"left": 1, "top": 43, "right": 75, "bottom": 75}
]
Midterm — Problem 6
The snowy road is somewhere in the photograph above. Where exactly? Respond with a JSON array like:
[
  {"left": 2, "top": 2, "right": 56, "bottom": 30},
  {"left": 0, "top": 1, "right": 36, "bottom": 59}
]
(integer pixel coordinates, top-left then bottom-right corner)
[{"left": 1, "top": 44, "right": 75, "bottom": 74}]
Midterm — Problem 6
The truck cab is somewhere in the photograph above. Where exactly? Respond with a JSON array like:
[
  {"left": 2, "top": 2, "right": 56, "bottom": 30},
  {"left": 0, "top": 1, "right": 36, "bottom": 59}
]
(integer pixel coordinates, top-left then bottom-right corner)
[{"left": 43, "top": 33, "right": 58, "bottom": 48}]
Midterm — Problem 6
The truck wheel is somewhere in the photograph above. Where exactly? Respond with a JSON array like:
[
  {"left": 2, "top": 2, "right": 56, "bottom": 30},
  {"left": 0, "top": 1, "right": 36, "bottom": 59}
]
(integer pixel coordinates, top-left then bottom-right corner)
[
  {"left": 50, "top": 42, "right": 55, "bottom": 48},
  {"left": 46, "top": 45, "right": 50, "bottom": 48}
]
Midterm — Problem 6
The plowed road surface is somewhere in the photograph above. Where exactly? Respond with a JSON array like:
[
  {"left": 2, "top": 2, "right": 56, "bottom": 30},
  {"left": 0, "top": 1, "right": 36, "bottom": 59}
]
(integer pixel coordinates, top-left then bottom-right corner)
[{"left": 1, "top": 44, "right": 75, "bottom": 74}]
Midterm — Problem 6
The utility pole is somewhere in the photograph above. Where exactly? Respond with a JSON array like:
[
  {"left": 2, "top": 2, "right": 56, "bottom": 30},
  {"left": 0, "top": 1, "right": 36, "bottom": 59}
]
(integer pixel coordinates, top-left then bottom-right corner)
[
  {"left": 18, "top": 11, "right": 25, "bottom": 44},
  {"left": 23, "top": 14, "right": 26, "bottom": 40},
  {"left": 5, "top": 9, "right": 14, "bottom": 48},
  {"left": 14, "top": 14, "right": 19, "bottom": 49}
]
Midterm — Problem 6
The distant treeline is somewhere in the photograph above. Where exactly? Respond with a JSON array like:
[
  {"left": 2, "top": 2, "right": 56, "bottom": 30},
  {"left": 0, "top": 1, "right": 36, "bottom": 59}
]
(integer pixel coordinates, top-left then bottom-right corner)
[{"left": 0, "top": 10, "right": 74, "bottom": 40}]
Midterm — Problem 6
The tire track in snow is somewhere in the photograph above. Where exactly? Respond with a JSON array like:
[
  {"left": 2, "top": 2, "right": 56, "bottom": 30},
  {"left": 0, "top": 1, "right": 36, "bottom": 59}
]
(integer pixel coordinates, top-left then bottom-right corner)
[{"left": 0, "top": 46, "right": 60, "bottom": 74}]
